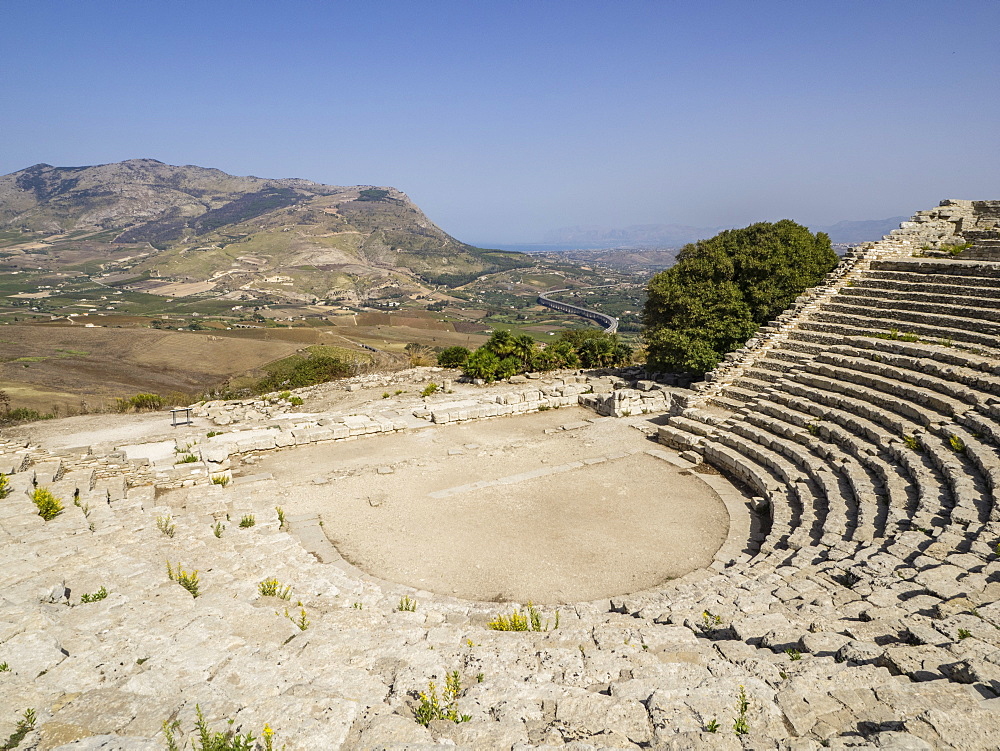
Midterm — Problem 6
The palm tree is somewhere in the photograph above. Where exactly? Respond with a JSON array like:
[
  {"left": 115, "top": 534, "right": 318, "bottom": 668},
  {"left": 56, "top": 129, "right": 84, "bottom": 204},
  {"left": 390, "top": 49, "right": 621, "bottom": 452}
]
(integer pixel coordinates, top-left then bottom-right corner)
[
  {"left": 512, "top": 334, "right": 537, "bottom": 369},
  {"left": 485, "top": 330, "right": 517, "bottom": 359}
]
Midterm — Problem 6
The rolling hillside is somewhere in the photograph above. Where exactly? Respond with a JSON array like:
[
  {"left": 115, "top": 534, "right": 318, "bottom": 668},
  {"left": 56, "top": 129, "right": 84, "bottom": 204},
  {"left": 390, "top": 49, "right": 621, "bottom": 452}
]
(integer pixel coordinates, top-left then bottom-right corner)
[{"left": 0, "top": 160, "right": 528, "bottom": 300}]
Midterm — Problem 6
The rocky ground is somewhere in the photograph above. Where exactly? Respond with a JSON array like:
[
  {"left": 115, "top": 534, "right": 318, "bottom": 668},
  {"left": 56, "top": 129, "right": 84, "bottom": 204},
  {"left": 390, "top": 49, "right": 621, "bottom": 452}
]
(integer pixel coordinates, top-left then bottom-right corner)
[{"left": 1, "top": 364, "right": 994, "bottom": 749}]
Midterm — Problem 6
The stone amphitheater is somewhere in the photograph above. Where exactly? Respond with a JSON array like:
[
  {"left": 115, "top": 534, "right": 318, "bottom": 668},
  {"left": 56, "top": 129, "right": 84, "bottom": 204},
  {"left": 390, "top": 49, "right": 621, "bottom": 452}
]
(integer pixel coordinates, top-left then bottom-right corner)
[{"left": 2, "top": 199, "right": 1000, "bottom": 750}]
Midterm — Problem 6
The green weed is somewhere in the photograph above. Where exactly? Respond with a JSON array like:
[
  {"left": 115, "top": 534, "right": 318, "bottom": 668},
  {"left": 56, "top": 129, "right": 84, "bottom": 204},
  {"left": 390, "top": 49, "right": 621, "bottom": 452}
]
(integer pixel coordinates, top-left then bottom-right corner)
[
  {"left": 176, "top": 454, "right": 198, "bottom": 464},
  {"left": 941, "top": 241, "right": 973, "bottom": 256},
  {"left": 785, "top": 648, "right": 802, "bottom": 661},
  {"left": 211, "top": 474, "right": 230, "bottom": 487},
  {"left": 285, "top": 606, "right": 309, "bottom": 631},
  {"left": 398, "top": 595, "right": 417, "bottom": 612},
  {"left": 80, "top": 587, "right": 108, "bottom": 603},
  {"left": 238, "top": 514, "right": 255, "bottom": 528},
  {"left": 156, "top": 515, "right": 176, "bottom": 538},
  {"left": 258, "top": 578, "right": 292, "bottom": 600},
  {"left": 902, "top": 434, "right": 922, "bottom": 452},
  {"left": 275, "top": 506, "right": 285, "bottom": 529},
  {"left": 487, "top": 602, "right": 555, "bottom": 631},
  {"left": 0, "top": 473, "right": 9, "bottom": 499},
  {"left": 873, "top": 328, "right": 920, "bottom": 343},
  {"left": 213, "top": 521, "right": 225, "bottom": 538},
  {"left": 949, "top": 434, "right": 966, "bottom": 453},
  {"left": 701, "top": 610, "right": 723, "bottom": 634},
  {"left": 733, "top": 685, "right": 750, "bottom": 735},
  {"left": 163, "top": 704, "right": 272, "bottom": 751},
  {"left": 31, "top": 487, "right": 63, "bottom": 521},
  {"left": 289, "top": 396, "right": 304, "bottom": 406},
  {"left": 166, "top": 561, "right": 200, "bottom": 598},
  {"left": 414, "top": 671, "right": 471, "bottom": 726},
  {"left": 1, "top": 708, "right": 36, "bottom": 750},
  {"left": 958, "top": 628, "right": 972, "bottom": 640},
  {"left": 705, "top": 718, "right": 719, "bottom": 733},
  {"left": 420, "top": 382, "right": 439, "bottom": 398},
  {"left": 206, "top": 430, "right": 222, "bottom": 438},
  {"left": 0, "top": 663, "right": 9, "bottom": 672}
]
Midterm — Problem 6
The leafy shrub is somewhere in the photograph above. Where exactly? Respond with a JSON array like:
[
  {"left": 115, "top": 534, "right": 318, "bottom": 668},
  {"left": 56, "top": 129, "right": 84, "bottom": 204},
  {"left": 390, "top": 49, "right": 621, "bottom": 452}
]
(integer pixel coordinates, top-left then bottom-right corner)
[
  {"left": 0, "top": 407, "right": 52, "bottom": 424},
  {"left": 949, "top": 434, "right": 966, "bottom": 453},
  {"left": 256, "top": 353, "right": 352, "bottom": 392},
  {"left": 357, "top": 188, "right": 390, "bottom": 201},
  {"left": 462, "top": 347, "right": 501, "bottom": 381},
  {"left": 31, "top": 487, "right": 63, "bottom": 521},
  {"left": 289, "top": 396, "right": 304, "bottom": 406},
  {"left": 644, "top": 221, "right": 837, "bottom": 374},
  {"left": 115, "top": 393, "right": 165, "bottom": 412},
  {"left": 437, "top": 346, "right": 471, "bottom": 368},
  {"left": 420, "top": 383, "right": 439, "bottom": 398}
]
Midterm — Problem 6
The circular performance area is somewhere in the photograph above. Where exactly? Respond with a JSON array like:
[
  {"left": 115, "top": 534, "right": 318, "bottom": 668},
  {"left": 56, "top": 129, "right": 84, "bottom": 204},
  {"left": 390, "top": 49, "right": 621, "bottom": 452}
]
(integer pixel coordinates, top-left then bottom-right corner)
[{"left": 252, "top": 407, "right": 735, "bottom": 603}]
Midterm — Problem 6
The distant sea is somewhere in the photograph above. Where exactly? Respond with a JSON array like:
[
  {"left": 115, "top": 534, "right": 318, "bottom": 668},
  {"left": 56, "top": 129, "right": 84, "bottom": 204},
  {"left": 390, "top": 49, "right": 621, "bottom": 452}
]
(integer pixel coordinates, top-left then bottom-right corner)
[{"left": 473, "top": 242, "right": 605, "bottom": 253}]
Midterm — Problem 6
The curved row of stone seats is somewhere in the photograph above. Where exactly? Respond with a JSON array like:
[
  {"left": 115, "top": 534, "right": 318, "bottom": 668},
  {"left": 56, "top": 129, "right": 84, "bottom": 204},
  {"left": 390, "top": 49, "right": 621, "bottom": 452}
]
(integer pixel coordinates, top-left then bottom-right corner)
[
  {"left": 799, "top": 360, "right": 998, "bottom": 517},
  {"left": 754, "top": 396, "right": 920, "bottom": 532},
  {"left": 738, "top": 410, "right": 882, "bottom": 543},
  {"left": 851, "top": 269, "right": 1000, "bottom": 299},
  {"left": 776, "top": 368, "right": 991, "bottom": 530},
  {"left": 670, "top": 325, "right": 1000, "bottom": 563}
]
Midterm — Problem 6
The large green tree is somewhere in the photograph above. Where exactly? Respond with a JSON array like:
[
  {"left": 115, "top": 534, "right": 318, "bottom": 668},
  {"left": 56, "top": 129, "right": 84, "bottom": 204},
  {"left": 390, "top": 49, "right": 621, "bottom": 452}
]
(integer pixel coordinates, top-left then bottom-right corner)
[{"left": 643, "top": 220, "right": 838, "bottom": 374}]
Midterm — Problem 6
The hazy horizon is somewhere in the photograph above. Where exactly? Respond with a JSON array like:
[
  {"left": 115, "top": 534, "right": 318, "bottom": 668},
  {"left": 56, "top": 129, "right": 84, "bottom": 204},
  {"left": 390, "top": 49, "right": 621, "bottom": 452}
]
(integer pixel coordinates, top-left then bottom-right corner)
[{"left": 2, "top": 1, "right": 997, "bottom": 243}]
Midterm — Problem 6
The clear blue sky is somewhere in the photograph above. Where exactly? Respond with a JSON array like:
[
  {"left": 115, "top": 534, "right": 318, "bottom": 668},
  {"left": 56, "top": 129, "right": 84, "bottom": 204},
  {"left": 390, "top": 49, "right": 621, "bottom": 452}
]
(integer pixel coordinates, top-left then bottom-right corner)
[{"left": 2, "top": 1, "right": 998, "bottom": 243}]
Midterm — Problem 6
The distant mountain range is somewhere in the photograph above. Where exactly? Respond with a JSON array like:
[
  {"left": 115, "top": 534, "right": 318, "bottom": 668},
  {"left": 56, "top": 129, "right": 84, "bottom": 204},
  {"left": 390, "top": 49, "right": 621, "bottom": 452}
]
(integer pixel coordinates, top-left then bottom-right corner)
[
  {"left": 538, "top": 216, "right": 909, "bottom": 249},
  {"left": 0, "top": 160, "right": 528, "bottom": 298}
]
